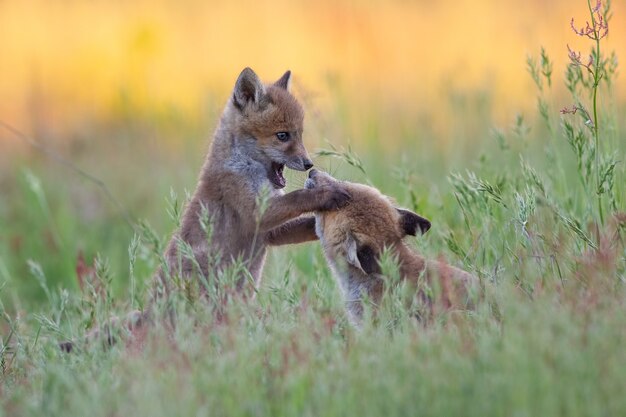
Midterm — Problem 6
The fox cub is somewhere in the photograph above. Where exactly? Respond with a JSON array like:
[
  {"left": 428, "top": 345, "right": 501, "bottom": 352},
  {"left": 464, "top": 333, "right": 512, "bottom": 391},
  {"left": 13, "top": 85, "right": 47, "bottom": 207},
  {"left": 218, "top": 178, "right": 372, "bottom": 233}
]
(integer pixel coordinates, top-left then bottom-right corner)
[
  {"left": 305, "top": 169, "right": 478, "bottom": 325},
  {"left": 157, "top": 68, "right": 350, "bottom": 299},
  {"left": 61, "top": 69, "right": 352, "bottom": 352}
]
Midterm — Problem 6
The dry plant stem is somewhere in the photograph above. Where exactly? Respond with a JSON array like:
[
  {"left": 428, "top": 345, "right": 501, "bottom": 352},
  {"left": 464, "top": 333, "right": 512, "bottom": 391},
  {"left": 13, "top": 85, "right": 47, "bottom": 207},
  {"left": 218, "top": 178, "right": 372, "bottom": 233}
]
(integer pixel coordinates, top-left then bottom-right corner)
[{"left": 587, "top": 0, "right": 604, "bottom": 225}]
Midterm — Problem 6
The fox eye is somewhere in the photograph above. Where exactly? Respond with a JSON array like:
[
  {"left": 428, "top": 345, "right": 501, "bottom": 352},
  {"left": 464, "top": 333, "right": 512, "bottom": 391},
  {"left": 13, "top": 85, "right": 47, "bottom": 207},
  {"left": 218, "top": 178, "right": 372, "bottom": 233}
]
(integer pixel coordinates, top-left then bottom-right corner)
[{"left": 275, "top": 132, "right": 290, "bottom": 142}]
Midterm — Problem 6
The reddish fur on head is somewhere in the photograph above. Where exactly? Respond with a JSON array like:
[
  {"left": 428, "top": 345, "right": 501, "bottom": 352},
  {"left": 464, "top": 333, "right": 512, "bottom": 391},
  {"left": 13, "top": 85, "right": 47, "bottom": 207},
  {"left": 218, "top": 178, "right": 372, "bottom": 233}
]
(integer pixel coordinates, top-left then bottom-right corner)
[
  {"left": 221, "top": 68, "right": 312, "bottom": 188},
  {"left": 305, "top": 169, "right": 430, "bottom": 263},
  {"left": 305, "top": 169, "right": 477, "bottom": 325}
]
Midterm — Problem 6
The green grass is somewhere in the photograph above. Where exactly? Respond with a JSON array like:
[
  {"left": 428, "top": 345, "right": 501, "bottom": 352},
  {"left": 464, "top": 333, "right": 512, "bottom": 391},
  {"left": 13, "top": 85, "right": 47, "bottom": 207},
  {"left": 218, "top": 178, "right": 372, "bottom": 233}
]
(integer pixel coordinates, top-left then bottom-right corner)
[{"left": 1, "top": 5, "right": 625, "bottom": 415}]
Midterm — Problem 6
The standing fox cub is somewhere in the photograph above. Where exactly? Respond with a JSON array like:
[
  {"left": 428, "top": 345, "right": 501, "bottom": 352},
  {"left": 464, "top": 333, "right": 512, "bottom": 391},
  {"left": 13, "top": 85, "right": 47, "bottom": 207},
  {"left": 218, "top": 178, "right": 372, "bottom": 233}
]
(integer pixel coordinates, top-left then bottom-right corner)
[
  {"left": 158, "top": 68, "right": 350, "bottom": 298},
  {"left": 305, "top": 169, "right": 478, "bottom": 325},
  {"left": 61, "top": 69, "right": 350, "bottom": 352}
]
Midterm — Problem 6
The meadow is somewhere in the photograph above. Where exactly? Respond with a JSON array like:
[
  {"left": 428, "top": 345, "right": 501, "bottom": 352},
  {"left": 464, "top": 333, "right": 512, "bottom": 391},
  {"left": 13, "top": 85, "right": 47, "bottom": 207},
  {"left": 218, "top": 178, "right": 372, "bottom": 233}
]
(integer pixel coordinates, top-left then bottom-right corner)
[{"left": 1, "top": 1, "right": 625, "bottom": 416}]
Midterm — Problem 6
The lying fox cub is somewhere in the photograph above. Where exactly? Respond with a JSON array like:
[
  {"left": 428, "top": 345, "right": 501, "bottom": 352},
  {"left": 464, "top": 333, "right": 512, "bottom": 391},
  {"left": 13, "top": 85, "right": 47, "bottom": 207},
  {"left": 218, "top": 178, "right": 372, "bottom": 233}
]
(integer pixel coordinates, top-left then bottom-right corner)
[{"left": 305, "top": 169, "right": 478, "bottom": 325}]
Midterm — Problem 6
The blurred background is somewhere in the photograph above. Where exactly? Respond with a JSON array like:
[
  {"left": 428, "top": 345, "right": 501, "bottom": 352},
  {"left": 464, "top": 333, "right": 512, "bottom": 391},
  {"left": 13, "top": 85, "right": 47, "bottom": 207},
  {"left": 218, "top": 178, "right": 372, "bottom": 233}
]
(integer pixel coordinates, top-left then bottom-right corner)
[{"left": 1, "top": 0, "right": 624, "bottom": 307}]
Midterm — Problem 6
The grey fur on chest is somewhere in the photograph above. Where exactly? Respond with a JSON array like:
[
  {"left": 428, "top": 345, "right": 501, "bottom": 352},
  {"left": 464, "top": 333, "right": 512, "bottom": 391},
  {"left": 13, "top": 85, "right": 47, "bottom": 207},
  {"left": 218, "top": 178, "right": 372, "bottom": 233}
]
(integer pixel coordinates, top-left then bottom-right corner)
[
  {"left": 314, "top": 213, "right": 324, "bottom": 240},
  {"left": 315, "top": 217, "right": 352, "bottom": 297},
  {"left": 327, "top": 258, "right": 375, "bottom": 324},
  {"left": 322, "top": 246, "right": 371, "bottom": 314},
  {"left": 224, "top": 140, "right": 282, "bottom": 196},
  {"left": 316, "top": 221, "right": 383, "bottom": 324}
]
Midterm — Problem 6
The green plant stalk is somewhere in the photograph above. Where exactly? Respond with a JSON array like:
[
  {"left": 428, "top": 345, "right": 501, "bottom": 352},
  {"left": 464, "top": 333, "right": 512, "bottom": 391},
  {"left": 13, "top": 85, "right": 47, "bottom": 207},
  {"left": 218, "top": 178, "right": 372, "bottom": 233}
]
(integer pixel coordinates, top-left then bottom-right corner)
[{"left": 587, "top": 0, "right": 604, "bottom": 226}]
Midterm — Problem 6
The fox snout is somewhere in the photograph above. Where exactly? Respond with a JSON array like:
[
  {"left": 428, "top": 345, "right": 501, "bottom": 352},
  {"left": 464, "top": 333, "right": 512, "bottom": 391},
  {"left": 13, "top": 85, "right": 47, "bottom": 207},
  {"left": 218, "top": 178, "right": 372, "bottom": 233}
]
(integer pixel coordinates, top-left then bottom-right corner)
[
  {"left": 305, "top": 169, "right": 318, "bottom": 189},
  {"left": 289, "top": 142, "right": 314, "bottom": 171},
  {"left": 307, "top": 168, "right": 334, "bottom": 182},
  {"left": 286, "top": 156, "right": 314, "bottom": 172},
  {"left": 305, "top": 169, "right": 335, "bottom": 189}
]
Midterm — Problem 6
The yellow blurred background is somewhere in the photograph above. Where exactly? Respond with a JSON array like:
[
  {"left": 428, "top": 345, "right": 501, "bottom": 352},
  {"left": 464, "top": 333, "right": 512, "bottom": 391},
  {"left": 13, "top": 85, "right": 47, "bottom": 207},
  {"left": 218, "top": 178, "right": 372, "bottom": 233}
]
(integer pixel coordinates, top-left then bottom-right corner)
[{"left": 0, "top": 0, "right": 624, "bottom": 148}]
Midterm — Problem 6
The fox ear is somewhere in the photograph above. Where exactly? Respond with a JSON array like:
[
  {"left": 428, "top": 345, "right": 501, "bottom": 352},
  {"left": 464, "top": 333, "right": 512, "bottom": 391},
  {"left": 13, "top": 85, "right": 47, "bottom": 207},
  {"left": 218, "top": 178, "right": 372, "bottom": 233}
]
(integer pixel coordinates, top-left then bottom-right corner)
[
  {"left": 233, "top": 67, "right": 266, "bottom": 110},
  {"left": 397, "top": 208, "right": 431, "bottom": 236},
  {"left": 344, "top": 234, "right": 366, "bottom": 274},
  {"left": 274, "top": 70, "right": 291, "bottom": 90}
]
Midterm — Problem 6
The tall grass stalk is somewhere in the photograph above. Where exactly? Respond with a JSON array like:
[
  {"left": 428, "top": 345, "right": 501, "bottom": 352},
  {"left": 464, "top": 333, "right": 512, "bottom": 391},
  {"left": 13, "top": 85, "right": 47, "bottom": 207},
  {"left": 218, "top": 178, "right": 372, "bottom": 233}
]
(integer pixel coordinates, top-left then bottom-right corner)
[{"left": 562, "top": 0, "right": 613, "bottom": 226}]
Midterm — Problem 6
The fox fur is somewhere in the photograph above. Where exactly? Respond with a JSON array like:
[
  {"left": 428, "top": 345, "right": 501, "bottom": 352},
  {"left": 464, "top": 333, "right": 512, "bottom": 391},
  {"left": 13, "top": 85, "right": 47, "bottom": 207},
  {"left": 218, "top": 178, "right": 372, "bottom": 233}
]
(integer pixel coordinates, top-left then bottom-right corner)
[
  {"left": 155, "top": 68, "right": 351, "bottom": 299},
  {"left": 61, "top": 69, "right": 351, "bottom": 352},
  {"left": 305, "top": 169, "right": 478, "bottom": 325}
]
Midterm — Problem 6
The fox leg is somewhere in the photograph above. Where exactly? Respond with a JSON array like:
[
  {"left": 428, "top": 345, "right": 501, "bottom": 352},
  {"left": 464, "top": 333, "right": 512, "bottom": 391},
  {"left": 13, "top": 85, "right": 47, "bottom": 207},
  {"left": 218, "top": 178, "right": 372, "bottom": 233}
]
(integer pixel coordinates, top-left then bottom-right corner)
[
  {"left": 266, "top": 216, "right": 317, "bottom": 246},
  {"left": 259, "top": 187, "right": 350, "bottom": 232}
]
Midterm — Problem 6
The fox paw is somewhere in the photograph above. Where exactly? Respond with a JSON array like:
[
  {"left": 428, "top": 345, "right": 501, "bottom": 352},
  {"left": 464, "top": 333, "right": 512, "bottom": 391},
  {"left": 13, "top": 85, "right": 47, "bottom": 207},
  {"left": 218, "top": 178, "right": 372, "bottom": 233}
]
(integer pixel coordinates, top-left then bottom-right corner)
[{"left": 319, "top": 186, "right": 351, "bottom": 211}]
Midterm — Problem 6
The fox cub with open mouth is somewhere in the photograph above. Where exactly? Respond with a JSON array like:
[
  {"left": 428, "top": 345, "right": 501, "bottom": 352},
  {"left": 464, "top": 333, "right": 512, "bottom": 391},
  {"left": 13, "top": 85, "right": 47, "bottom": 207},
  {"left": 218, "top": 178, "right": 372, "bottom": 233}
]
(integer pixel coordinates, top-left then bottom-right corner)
[
  {"left": 305, "top": 169, "right": 478, "bottom": 325},
  {"left": 157, "top": 68, "right": 350, "bottom": 298},
  {"left": 60, "top": 69, "right": 351, "bottom": 352}
]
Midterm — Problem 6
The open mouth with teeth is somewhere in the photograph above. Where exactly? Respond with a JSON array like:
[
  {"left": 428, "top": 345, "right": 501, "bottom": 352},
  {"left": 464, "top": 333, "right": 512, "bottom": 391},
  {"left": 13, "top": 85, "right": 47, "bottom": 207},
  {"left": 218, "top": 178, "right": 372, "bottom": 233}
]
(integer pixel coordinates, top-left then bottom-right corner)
[{"left": 268, "top": 162, "right": 286, "bottom": 189}]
